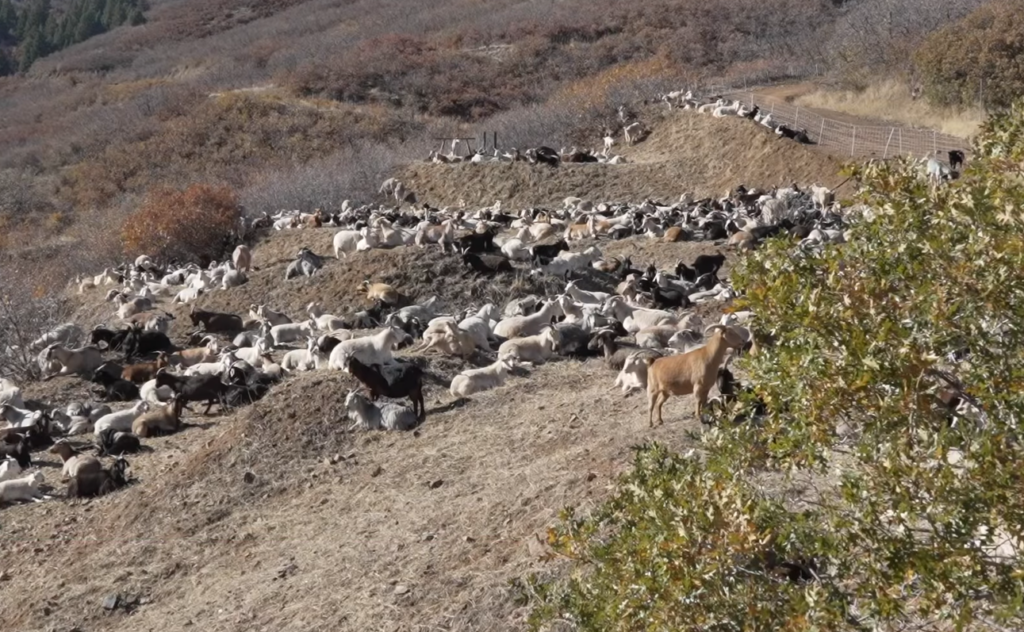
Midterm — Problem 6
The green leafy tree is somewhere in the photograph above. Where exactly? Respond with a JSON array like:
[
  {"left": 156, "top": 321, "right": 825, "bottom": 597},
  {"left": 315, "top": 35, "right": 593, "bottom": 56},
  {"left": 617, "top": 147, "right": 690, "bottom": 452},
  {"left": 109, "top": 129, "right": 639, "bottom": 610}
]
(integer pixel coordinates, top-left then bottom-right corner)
[{"left": 528, "top": 102, "right": 1024, "bottom": 630}]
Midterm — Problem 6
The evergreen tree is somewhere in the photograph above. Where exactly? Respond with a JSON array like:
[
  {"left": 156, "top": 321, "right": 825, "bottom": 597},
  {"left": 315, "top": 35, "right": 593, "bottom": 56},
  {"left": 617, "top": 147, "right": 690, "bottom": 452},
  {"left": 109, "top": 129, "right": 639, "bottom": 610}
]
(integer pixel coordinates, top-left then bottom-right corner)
[
  {"left": 18, "top": 28, "right": 44, "bottom": 71},
  {"left": 0, "top": 47, "right": 13, "bottom": 76},
  {"left": 0, "top": 0, "right": 16, "bottom": 40}
]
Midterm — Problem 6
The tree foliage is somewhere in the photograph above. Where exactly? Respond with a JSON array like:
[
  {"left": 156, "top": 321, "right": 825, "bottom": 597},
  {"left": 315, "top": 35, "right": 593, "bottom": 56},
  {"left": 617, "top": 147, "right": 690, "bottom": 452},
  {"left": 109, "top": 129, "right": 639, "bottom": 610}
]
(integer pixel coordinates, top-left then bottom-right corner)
[
  {"left": 120, "top": 184, "right": 239, "bottom": 264},
  {"left": 0, "top": 0, "right": 147, "bottom": 75},
  {"left": 915, "top": 0, "right": 1024, "bottom": 110},
  {"left": 527, "top": 103, "right": 1024, "bottom": 630}
]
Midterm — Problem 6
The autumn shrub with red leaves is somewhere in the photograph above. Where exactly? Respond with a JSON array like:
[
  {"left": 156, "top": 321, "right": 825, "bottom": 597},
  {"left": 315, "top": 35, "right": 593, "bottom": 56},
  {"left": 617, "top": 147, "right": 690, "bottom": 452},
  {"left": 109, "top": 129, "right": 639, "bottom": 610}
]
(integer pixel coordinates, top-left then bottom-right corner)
[{"left": 121, "top": 184, "right": 239, "bottom": 263}]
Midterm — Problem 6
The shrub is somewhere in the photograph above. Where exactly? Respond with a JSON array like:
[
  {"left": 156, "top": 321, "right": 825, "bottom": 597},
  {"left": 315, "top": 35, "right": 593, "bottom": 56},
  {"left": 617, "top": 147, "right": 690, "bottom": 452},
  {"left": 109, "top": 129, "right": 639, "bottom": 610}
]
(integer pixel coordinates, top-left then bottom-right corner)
[
  {"left": 121, "top": 183, "right": 239, "bottom": 263},
  {"left": 528, "top": 102, "right": 1024, "bottom": 630},
  {"left": 915, "top": 0, "right": 1024, "bottom": 110}
]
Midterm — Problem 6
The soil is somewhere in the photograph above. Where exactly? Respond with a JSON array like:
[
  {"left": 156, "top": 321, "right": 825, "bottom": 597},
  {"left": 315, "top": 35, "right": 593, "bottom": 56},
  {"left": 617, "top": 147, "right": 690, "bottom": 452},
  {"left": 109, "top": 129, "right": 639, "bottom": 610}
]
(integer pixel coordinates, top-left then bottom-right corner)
[{"left": 0, "top": 93, "right": 847, "bottom": 632}]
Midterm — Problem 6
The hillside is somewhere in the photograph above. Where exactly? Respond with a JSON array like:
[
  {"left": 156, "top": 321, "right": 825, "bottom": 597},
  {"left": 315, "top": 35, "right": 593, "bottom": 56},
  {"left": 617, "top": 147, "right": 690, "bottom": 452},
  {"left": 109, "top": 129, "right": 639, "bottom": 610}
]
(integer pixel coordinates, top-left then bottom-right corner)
[
  {"left": 0, "top": 0, "right": 988, "bottom": 289},
  {"left": 0, "top": 230, "right": 729, "bottom": 632},
  {"left": 403, "top": 108, "right": 845, "bottom": 208}
]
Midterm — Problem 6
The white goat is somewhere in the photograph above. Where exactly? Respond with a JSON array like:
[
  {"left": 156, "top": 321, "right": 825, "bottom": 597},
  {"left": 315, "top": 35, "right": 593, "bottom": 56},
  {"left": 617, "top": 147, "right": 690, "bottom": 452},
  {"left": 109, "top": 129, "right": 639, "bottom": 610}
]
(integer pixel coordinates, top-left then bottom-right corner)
[
  {"left": 450, "top": 357, "right": 515, "bottom": 397},
  {"left": 329, "top": 326, "right": 405, "bottom": 370},
  {"left": 345, "top": 391, "right": 418, "bottom": 431},
  {"left": 497, "top": 328, "right": 561, "bottom": 365},
  {"left": 0, "top": 471, "right": 47, "bottom": 504},
  {"left": 94, "top": 401, "right": 150, "bottom": 435}
]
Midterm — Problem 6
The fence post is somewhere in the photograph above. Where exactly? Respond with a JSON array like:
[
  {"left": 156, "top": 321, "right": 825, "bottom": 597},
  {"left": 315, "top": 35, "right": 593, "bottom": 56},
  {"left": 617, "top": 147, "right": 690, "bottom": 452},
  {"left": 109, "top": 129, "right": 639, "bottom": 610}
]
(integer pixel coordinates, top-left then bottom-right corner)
[
  {"left": 770, "top": 102, "right": 775, "bottom": 115},
  {"left": 494, "top": 131, "right": 499, "bottom": 150},
  {"left": 933, "top": 130, "right": 937, "bottom": 155},
  {"left": 851, "top": 127, "right": 856, "bottom": 156},
  {"left": 899, "top": 129, "right": 903, "bottom": 155},
  {"left": 819, "top": 119, "right": 825, "bottom": 144},
  {"left": 883, "top": 128, "right": 894, "bottom": 159},
  {"left": 794, "top": 107, "right": 799, "bottom": 127}
]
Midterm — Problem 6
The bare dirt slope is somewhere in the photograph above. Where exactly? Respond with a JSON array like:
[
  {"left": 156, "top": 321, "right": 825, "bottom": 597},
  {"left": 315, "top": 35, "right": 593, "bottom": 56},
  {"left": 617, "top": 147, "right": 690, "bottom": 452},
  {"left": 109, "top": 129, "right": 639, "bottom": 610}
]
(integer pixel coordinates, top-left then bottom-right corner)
[
  {"left": 402, "top": 107, "right": 846, "bottom": 209},
  {"left": 0, "top": 230, "right": 728, "bottom": 632}
]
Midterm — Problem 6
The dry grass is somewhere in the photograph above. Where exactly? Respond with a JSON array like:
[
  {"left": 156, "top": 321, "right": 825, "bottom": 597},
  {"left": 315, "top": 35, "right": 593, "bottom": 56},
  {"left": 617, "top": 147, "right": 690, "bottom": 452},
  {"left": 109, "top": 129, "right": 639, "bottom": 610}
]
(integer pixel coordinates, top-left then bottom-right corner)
[
  {"left": 403, "top": 105, "right": 846, "bottom": 209},
  {"left": 793, "top": 80, "right": 985, "bottom": 138},
  {"left": 0, "top": 227, "right": 751, "bottom": 632}
]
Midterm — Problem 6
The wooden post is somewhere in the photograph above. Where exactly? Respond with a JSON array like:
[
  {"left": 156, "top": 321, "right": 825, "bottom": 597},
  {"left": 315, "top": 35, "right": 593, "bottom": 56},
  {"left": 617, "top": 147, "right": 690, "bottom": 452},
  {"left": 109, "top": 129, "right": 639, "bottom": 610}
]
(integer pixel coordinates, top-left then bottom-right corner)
[
  {"left": 794, "top": 107, "right": 799, "bottom": 127},
  {"left": 883, "top": 128, "right": 894, "bottom": 159},
  {"left": 851, "top": 127, "right": 856, "bottom": 156},
  {"left": 819, "top": 119, "right": 825, "bottom": 143},
  {"left": 899, "top": 129, "right": 903, "bottom": 155}
]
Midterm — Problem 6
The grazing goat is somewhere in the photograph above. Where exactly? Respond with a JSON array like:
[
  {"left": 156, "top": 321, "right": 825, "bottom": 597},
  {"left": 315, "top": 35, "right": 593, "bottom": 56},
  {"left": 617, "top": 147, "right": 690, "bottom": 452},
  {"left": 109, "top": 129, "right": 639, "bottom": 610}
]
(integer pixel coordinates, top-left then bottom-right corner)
[
  {"left": 346, "top": 357, "right": 426, "bottom": 421},
  {"left": 646, "top": 325, "right": 745, "bottom": 427}
]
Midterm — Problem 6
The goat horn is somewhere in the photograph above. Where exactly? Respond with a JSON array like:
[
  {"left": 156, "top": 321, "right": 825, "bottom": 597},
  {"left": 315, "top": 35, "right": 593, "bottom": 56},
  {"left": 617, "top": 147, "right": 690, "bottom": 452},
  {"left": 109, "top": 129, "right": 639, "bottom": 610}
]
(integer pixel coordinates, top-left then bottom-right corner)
[{"left": 703, "top": 324, "right": 727, "bottom": 335}]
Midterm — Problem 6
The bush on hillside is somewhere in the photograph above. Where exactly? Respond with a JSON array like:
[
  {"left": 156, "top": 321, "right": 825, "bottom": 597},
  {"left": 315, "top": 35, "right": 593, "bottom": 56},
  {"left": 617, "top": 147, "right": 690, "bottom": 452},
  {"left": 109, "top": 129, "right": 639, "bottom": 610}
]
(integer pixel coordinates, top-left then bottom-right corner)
[
  {"left": 527, "top": 102, "right": 1024, "bottom": 630},
  {"left": 121, "top": 183, "right": 239, "bottom": 263},
  {"left": 915, "top": 1, "right": 1024, "bottom": 110}
]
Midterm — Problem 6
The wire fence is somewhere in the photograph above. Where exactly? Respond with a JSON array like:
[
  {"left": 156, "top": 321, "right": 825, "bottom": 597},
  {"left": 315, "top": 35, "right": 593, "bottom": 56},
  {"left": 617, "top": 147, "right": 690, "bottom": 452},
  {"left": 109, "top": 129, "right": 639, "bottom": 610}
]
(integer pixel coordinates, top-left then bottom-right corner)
[{"left": 703, "top": 87, "right": 970, "bottom": 162}]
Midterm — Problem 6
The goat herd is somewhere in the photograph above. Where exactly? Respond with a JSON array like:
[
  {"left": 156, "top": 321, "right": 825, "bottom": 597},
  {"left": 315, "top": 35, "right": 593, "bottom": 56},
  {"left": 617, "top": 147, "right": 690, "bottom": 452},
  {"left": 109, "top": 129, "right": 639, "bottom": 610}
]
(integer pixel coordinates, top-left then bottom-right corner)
[{"left": 0, "top": 180, "right": 853, "bottom": 509}]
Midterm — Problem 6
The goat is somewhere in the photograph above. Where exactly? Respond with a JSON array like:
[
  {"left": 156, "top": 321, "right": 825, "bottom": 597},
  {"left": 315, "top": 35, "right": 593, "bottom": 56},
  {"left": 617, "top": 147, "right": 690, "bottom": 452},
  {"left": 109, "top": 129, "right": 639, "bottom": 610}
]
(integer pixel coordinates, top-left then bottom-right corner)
[
  {"left": 90, "top": 368, "right": 141, "bottom": 402},
  {"left": 96, "top": 429, "right": 141, "bottom": 456},
  {"left": 94, "top": 401, "right": 150, "bottom": 435},
  {"left": 493, "top": 299, "right": 564, "bottom": 338},
  {"left": 360, "top": 280, "right": 404, "bottom": 306},
  {"left": 29, "top": 323, "right": 83, "bottom": 352},
  {"left": 133, "top": 397, "right": 185, "bottom": 437},
  {"left": 462, "top": 251, "right": 513, "bottom": 275},
  {"left": 948, "top": 149, "right": 965, "bottom": 171},
  {"left": 588, "top": 329, "right": 640, "bottom": 371},
  {"left": 344, "top": 391, "right": 419, "bottom": 431},
  {"left": 346, "top": 357, "right": 425, "bottom": 421},
  {"left": 498, "top": 328, "right": 560, "bottom": 365},
  {"left": 232, "top": 244, "right": 252, "bottom": 273},
  {"left": 646, "top": 325, "right": 745, "bottom": 427},
  {"left": 450, "top": 357, "right": 515, "bottom": 397},
  {"left": 49, "top": 440, "right": 102, "bottom": 480},
  {"left": 43, "top": 343, "right": 104, "bottom": 378},
  {"left": 328, "top": 326, "right": 405, "bottom": 370},
  {"left": 121, "top": 351, "right": 169, "bottom": 384},
  {"left": 190, "top": 306, "right": 243, "bottom": 333},
  {"left": 0, "top": 471, "right": 48, "bottom": 504},
  {"left": 67, "top": 457, "right": 130, "bottom": 499},
  {"left": 154, "top": 370, "right": 232, "bottom": 415}
]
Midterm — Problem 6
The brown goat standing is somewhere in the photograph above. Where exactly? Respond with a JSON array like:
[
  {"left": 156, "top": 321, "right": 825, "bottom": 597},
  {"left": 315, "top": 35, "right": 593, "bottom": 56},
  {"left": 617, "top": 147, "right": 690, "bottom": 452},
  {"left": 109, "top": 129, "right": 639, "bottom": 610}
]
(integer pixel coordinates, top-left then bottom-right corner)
[{"left": 645, "top": 325, "right": 746, "bottom": 427}]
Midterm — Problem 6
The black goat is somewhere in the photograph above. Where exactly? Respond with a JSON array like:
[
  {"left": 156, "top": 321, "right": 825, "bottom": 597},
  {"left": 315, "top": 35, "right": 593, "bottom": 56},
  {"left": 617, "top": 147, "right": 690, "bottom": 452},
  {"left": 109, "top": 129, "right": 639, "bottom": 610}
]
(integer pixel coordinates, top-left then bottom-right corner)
[
  {"left": 96, "top": 429, "right": 141, "bottom": 456},
  {"left": 90, "top": 327, "right": 131, "bottom": 352},
  {"left": 948, "top": 149, "right": 965, "bottom": 171},
  {"left": 189, "top": 306, "right": 243, "bottom": 333},
  {"left": 676, "top": 253, "right": 726, "bottom": 281},
  {"left": 530, "top": 239, "right": 569, "bottom": 261},
  {"left": 454, "top": 227, "right": 498, "bottom": 254},
  {"left": 462, "top": 251, "right": 513, "bottom": 275},
  {"left": 155, "top": 370, "right": 232, "bottom": 415},
  {"left": 121, "top": 324, "right": 173, "bottom": 360},
  {"left": 90, "top": 368, "right": 140, "bottom": 403},
  {"left": 0, "top": 440, "right": 32, "bottom": 468},
  {"left": 346, "top": 357, "right": 426, "bottom": 421},
  {"left": 651, "top": 285, "right": 691, "bottom": 309}
]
